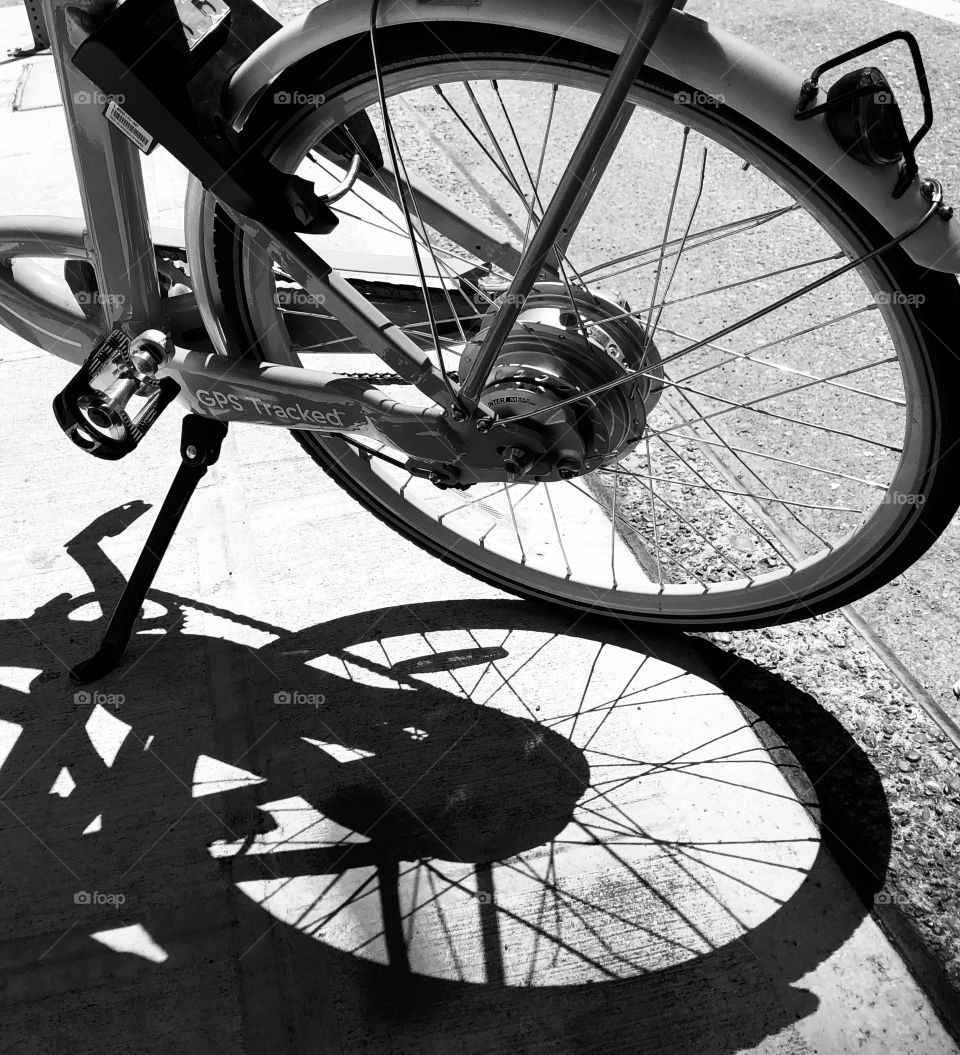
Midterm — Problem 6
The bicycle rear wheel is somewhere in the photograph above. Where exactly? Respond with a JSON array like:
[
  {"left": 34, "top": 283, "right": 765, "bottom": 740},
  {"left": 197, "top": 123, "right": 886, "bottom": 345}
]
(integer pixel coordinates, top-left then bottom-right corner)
[{"left": 190, "top": 23, "right": 960, "bottom": 629}]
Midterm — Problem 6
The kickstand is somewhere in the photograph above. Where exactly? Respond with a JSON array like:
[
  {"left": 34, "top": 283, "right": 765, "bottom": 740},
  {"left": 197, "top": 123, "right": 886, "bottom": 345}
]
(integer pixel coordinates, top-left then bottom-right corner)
[{"left": 70, "top": 415, "right": 229, "bottom": 685}]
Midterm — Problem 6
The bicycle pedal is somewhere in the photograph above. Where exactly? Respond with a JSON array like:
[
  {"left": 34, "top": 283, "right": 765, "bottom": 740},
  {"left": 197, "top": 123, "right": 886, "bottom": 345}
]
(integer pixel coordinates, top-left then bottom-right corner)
[{"left": 53, "top": 329, "right": 180, "bottom": 460}]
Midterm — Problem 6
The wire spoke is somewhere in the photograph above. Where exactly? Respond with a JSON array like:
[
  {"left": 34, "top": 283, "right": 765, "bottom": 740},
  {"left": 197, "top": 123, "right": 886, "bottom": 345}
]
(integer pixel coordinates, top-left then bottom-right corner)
[
  {"left": 656, "top": 434, "right": 796, "bottom": 567},
  {"left": 623, "top": 470, "right": 762, "bottom": 579},
  {"left": 524, "top": 84, "right": 559, "bottom": 255},
  {"left": 644, "top": 127, "right": 690, "bottom": 356},
  {"left": 659, "top": 378, "right": 833, "bottom": 549},
  {"left": 647, "top": 144, "right": 708, "bottom": 352},
  {"left": 580, "top": 204, "right": 800, "bottom": 282},
  {"left": 664, "top": 306, "right": 895, "bottom": 398},
  {"left": 609, "top": 459, "right": 620, "bottom": 587},
  {"left": 366, "top": 11, "right": 464, "bottom": 404},
  {"left": 489, "top": 80, "right": 594, "bottom": 334},
  {"left": 650, "top": 357, "right": 903, "bottom": 450},
  {"left": 581, "top": 250, "right": 845, "bottom": 331},
  {"left": 565, "top": 479, "right": 708, "bottom": 587},
  {"left": 503, "top": 482, "right": 528, "bottom": 564},
  {"left": 665, "top": 432, "right": 888, "bottom": 489},
  {"left": 544, "top": 483, "right": 573, "bottom": 579},
  {"left": 644, "top": 437, "right": 663, "bottom": 584},
  {"left": 599, "top": 466, "right": 862, "bottom": 513}
]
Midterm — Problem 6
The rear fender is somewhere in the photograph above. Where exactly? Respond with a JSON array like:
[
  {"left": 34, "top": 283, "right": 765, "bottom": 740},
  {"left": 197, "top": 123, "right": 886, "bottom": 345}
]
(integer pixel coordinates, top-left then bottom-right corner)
[{"left": 224, "top": 0, "right": 960, "bottom": 274}]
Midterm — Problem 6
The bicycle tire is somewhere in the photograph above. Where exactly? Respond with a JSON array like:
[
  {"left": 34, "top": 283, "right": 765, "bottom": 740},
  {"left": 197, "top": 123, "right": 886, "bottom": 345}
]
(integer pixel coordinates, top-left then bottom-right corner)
[{"left": 189, "top": 22, "right": 960, "bottom": 630}]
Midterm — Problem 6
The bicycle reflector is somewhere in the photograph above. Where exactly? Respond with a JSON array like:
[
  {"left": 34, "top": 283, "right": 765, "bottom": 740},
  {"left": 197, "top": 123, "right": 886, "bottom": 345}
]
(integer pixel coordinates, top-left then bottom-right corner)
[
  {"left": 824, "top": 67, "right": 906, "bottom": 166},
  {"left": 795, "top": 31, "right": 933, "bottom": 198}
]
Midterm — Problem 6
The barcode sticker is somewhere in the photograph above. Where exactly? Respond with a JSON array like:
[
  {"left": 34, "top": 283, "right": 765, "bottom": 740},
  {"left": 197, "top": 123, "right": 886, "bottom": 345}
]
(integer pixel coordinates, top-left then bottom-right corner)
[{"left": 103, "top": 100, "right": 156, "bottom": 154}]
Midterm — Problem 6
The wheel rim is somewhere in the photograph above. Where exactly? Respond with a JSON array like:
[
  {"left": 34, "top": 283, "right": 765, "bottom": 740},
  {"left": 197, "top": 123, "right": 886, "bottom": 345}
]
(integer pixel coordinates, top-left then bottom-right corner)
[{"left": 211, "top": 53, "right": 940, "bottom": 623}]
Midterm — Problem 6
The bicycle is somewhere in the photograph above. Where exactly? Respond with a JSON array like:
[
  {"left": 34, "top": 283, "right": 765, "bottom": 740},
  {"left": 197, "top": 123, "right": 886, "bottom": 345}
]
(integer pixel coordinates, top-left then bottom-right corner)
[{"left": 2, "top": 0, "right": 960, "bottom": 683}]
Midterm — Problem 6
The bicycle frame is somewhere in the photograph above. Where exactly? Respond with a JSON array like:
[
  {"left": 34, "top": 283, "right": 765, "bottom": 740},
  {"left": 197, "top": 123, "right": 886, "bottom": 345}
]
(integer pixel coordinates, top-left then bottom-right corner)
[{"left": 0, "top": 0, "right": 676, "bottom": 483}]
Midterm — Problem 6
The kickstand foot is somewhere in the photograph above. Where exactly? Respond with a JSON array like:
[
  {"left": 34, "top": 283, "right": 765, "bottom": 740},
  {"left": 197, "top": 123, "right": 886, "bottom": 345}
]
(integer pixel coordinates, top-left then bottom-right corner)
[{"left": 70, "top": 415, "right": 228, "bottom": 685}]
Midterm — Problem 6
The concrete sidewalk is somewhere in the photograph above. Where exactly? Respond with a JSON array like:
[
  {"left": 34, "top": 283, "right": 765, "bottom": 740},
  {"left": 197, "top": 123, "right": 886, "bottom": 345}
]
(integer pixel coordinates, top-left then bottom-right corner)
[{"left": 0, "top": 7, "right": 956, "bottom": 1052}]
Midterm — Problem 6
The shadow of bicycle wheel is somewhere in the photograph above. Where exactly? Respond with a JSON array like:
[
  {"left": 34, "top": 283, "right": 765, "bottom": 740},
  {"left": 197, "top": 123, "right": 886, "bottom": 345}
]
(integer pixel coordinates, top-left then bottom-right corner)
[{"left": 0, "top": 511, "right": 890, "bottom": 1055}]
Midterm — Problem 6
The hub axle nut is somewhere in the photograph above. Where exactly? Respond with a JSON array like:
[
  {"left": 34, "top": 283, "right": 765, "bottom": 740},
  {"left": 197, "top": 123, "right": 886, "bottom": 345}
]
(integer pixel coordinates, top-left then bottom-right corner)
[
  {"left": 556, "top": 459, "right": 582, "bottom": 480},
  {"left": 502, "top": 446, "right": 536, "bottom": 476}
]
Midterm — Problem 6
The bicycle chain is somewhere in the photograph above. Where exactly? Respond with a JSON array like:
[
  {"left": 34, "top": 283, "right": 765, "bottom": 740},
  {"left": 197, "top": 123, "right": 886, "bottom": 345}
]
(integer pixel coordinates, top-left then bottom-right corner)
[
  {"left": 338, "top": 371, "right": 461, "bottom": 386},
  {"left": 340, "top": 371, "right": 409, "bottom": 385}
]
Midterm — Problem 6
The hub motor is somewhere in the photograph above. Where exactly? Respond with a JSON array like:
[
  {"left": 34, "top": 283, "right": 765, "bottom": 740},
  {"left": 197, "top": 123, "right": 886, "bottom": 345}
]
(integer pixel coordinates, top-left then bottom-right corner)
[{"left": 462, "top": 283, "right": 662, "bottom": 481}]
